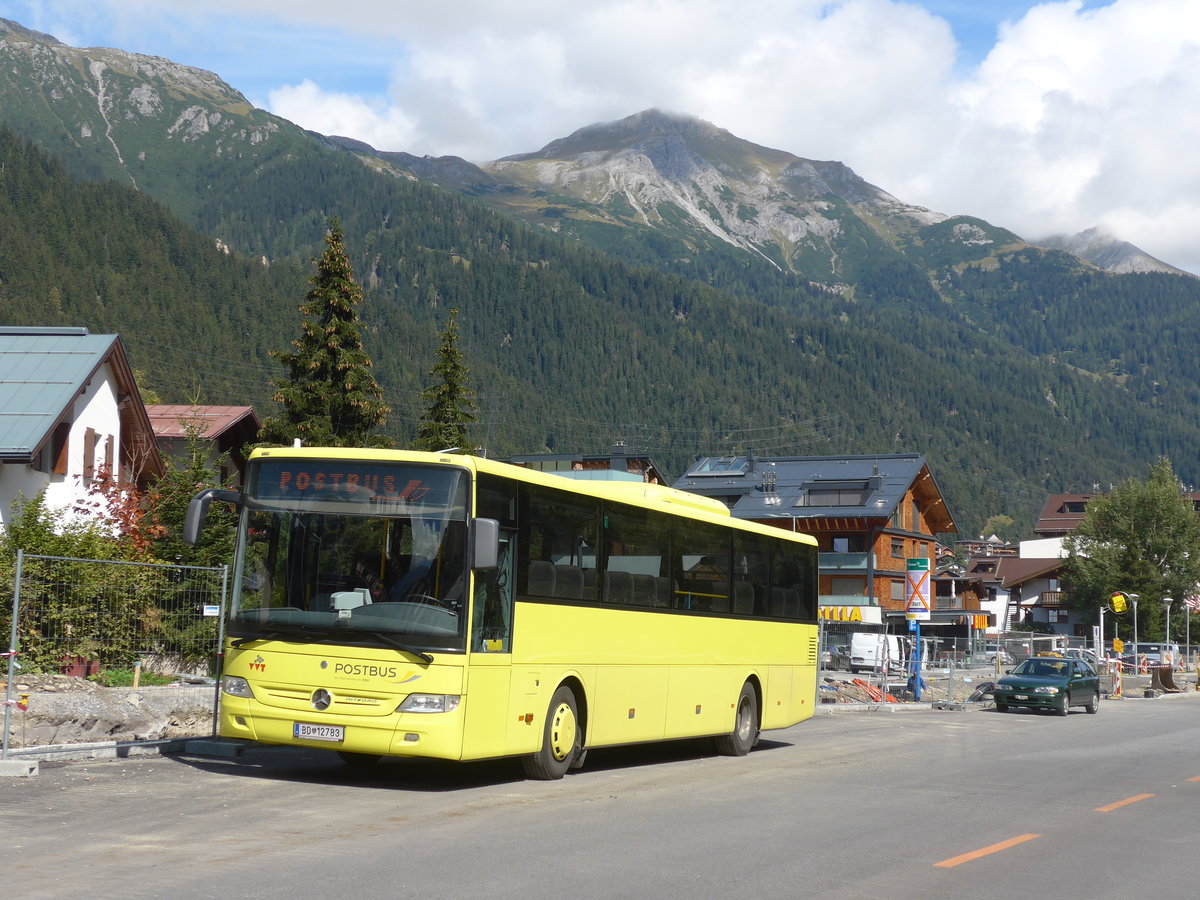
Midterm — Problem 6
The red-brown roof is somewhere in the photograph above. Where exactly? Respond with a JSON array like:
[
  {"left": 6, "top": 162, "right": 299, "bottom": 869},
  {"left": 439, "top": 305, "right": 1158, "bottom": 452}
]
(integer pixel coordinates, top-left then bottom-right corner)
[
  {"left": 1033, "top": 493, "right": 1094, "bottom": 536},
  {"left": 145, "top": 405, "right": 260, "bottom": 440},
  {"left": 995, "top": 556, "right": 1064, "bottom": 589}
]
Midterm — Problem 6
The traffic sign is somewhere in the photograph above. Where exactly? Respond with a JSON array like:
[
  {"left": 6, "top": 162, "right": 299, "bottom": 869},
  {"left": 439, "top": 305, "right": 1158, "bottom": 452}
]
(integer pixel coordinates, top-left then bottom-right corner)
[{"left": 905, "top": 558, "right": 931, "bottom": 621}]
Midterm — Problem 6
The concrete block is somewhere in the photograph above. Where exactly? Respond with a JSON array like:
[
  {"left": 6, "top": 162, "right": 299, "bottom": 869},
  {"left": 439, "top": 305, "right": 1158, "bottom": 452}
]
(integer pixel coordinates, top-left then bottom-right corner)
[
  {"left": 0, "top": 758, "right": 39, "bottom": 777},
  {"left": 177, "top": 738, "right": 245, "bottom": 758}
]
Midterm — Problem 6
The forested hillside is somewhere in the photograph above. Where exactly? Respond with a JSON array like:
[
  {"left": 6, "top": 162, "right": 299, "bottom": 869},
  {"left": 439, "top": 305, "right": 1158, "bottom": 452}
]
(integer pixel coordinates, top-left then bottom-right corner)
[{"left": 5, "top": 126, "right": 1198, "bottom": 537}]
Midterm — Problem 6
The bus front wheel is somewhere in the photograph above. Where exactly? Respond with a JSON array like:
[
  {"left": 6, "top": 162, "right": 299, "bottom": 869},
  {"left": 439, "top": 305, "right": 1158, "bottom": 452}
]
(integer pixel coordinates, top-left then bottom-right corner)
[
  {"left": 522, "top": 685, "right": 582, "bottom": 780},
  {"left": 715, "top": 682, "right": 759, "bottom": 757}
]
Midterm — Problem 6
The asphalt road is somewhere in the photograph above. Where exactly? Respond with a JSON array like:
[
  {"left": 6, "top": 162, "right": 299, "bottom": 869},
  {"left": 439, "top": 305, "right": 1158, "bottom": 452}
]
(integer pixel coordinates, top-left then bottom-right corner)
[{"left": 5, "top": 694, "right": 1200, "bottom": 899}]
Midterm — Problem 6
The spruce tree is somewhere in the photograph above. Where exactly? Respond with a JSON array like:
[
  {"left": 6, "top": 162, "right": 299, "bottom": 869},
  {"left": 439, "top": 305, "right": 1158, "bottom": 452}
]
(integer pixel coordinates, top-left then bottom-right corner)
[
  {"left": 259, "top": 218, "right": 390, "bottom": 447},
  {"left": 415, "top": 308, "right": 478, "bottom": 452}
]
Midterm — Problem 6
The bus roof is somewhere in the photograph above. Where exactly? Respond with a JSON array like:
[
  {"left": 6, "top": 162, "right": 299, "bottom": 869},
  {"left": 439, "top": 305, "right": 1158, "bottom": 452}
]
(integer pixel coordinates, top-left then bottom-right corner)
[{"left": 247, "top": 446, "right": 816, "bottom": 546}]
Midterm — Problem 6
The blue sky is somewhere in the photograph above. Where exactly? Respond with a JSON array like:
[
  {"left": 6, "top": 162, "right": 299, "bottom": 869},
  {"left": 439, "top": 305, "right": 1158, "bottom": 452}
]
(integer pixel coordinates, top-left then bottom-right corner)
[{"left": 6, "top": 0, "right": 1199, "bottom": 274}]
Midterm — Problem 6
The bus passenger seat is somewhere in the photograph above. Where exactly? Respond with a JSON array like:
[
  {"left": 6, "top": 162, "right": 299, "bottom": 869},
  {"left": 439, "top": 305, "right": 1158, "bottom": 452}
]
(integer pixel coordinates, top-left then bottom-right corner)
[
  {"left": 631, "top": 574, "right": 657, "bottom": 607},
  {"left": 733, "top": 582, "right": 755, "bottom": 615},
  {"left": 528, "top": 560, "right": 556, "bottom": 597},
  {"left": 556, "top": 565, "right": 584, "bottom": 600},
  {"left": 604, "top": 570, "right": 633, "bottom": 604},
  {"left": 653, "top": 577, "right": 673, "bottom": 608}
]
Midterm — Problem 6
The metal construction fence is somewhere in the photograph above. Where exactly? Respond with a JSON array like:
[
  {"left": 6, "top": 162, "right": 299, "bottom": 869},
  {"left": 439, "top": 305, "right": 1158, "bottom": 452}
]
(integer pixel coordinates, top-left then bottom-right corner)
[{"left": 3, "top": 550, "right": 229, "bottom": 756}]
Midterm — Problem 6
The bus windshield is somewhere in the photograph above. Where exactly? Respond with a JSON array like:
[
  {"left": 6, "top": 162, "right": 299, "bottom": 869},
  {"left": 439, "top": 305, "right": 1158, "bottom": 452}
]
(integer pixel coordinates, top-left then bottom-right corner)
[{"left": 232, "top": 459, "right": 471, "bottom": 652}]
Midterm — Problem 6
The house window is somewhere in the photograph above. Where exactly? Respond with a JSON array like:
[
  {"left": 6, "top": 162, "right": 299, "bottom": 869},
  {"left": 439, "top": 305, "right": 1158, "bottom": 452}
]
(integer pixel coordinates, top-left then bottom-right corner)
[
  {"left": 891, "top": 538, "right": 904, "bottom": 558},
  {"left": 52, "top": 422, "right": 70, "bottom": 475},
  {"left": 1048, "top": 609, "right": 1069, "bottom": 624},
  {"left": 892, "top": 504, "right": 903, "bottom": 528},
  {"left": 911, "top": 500, "right": 921, "bottom": 532},
  {"left": 83, "top": 428, "right": 97, "bottom": 481},
  {"left": 799, "top": 483, "right": 870, "bottom": 506}
]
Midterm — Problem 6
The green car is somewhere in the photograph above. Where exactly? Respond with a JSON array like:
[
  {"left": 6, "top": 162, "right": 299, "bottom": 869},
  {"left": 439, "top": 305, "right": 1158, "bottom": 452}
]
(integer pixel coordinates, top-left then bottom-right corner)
[{"left": 993, "top": 656, "right": 1100, "bottom": 716}]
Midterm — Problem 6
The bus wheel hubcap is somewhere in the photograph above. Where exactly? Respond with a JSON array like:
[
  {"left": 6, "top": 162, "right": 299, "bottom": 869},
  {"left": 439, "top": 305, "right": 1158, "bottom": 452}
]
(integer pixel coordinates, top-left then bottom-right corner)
[{"left": 550, "top": 702, "right": 576, "bottom": 761}]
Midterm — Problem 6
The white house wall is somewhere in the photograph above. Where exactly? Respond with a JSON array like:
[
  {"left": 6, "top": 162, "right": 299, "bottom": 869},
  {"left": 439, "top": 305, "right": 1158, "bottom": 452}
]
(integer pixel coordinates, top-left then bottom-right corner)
[
  {"left": 0, "top": 464, "right": 52, "bottom": 529},
  {"left": 1020, "top": 537, "right": 1067, "bottom": 558},
  {"left": 52, "top": 362, "right": 121, "bottom": 526},
  {"left": 0, "top": 362, "right": 122, "bottom": 533}
]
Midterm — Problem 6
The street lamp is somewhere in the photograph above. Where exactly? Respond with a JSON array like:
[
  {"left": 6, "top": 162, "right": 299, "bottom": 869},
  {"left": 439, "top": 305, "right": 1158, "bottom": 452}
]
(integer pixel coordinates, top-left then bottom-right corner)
[
  {"left": 1163, "top": 597, "right": 1174, "bottom": 650},
  {"left": 1130, "top": 594, "right": 1140, "bottom": 662}
]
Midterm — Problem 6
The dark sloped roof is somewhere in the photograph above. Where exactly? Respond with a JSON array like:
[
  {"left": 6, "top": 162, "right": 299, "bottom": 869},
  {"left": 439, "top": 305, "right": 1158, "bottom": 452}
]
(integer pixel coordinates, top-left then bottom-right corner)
[{"left": 672, "top": 453, "right": 955, "bottom": 533}]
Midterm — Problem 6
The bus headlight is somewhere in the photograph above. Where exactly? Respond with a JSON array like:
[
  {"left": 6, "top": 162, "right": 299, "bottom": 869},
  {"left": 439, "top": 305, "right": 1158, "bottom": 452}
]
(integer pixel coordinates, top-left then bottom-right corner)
[
  {"left": 397, "top": 693, "right": 461, "bottom": 713},
  {"left": 222, "top": 675, "right": 255, "bottom": 698}
]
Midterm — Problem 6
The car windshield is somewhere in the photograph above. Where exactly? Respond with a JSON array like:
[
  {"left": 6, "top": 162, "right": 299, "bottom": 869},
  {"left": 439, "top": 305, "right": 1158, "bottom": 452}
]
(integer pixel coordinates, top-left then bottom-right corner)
[
  {"left": 231, "top": 460, "right": 471, "bottom": 652},
  {"left": 1013, "top": 659, "right": 1069, "bottom": 677}
]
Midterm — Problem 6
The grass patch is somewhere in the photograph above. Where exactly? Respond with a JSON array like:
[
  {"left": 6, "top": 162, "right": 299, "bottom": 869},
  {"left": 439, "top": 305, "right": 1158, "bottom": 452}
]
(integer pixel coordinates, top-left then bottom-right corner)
[{"left": 88, "top": 667, "right": 179, "bottom": 687}]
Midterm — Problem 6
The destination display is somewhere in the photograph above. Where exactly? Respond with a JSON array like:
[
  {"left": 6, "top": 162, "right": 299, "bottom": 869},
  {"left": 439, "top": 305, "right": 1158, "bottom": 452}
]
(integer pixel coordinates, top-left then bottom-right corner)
[{"left": 249, "top": 460, "right": 466, "bottom": 512}]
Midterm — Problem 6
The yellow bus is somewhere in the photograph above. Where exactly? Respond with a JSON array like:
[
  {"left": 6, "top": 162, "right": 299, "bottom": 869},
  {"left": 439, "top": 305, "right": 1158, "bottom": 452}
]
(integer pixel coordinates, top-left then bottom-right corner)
[{"left": 185, "top": 447, "right": 818, "bottom": 779}]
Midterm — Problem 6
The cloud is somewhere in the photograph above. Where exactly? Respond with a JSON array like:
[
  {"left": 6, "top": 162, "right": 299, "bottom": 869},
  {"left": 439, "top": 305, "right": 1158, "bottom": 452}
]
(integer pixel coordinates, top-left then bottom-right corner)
[
  {"left": 899, "top": 0, "right": 1200, "bottom": 269},
  {"left": 12, "top": 0, "right": 1200, "bottom": 272}
]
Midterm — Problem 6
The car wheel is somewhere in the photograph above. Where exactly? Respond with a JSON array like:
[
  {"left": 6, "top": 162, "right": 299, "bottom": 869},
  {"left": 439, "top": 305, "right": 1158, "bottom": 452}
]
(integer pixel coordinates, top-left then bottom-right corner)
[
  {"left": 1085, "top": 691, "right": 1099, "bottom": 714},
  {"left": 1056, "top": 692, "right": 1070, "bottom": 717},
  {"left": 995, "top": 702, "right": 1009, "bottom": 712}
]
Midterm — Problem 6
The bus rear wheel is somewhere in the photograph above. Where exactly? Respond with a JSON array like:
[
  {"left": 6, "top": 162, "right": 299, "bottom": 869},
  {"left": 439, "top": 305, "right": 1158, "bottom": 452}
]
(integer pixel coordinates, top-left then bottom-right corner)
[
  {"left": 715, "top": 682, "right": 759, "bottom": 757},
  {"left": 522, "top": 685, "right": 582, "bottom": 780}
]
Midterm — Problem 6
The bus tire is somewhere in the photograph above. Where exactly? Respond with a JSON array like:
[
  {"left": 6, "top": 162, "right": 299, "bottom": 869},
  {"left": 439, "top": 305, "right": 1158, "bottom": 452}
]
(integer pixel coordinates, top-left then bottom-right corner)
[
  {"left": 521, "top": 685, "right": 581, "bottom": 780},
  {"left": 715, "top": 681, "right": 759, "bottom": 757}
]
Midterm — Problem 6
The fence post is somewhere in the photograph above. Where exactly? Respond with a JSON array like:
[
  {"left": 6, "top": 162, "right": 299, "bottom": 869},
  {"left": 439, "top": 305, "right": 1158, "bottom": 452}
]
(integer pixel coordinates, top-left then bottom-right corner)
[
  {"left": 2, "top": 549, "right": 25, "bottom": 760},
  {"left": 210, "top": 564, "right": 230, "bottom": 738}
]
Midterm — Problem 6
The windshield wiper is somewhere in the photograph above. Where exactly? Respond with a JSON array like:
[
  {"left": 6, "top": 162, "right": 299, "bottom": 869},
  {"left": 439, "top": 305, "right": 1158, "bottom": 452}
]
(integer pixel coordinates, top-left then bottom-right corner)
[
  {"left": 230, "top": 622, "right": 435, "bottom": 664},
  {"left": 327, "top": 623, "right": 435, "bottom": 664},
  {"left": 230, "top": 626, "right": 302, "bottom": 647}
]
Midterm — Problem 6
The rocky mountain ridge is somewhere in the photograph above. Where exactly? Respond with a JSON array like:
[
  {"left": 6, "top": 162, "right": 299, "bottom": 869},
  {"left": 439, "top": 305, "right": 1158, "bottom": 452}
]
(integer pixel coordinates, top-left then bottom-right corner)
[{"left": 2, "top": 17, "right": 1183, "bottom": 282}]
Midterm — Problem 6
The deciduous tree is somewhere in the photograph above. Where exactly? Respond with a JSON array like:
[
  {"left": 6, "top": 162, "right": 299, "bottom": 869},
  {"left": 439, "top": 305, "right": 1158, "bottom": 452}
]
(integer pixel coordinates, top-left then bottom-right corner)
[{"left": 1063, "top": 457, "right": 1200, "bottom": 640}]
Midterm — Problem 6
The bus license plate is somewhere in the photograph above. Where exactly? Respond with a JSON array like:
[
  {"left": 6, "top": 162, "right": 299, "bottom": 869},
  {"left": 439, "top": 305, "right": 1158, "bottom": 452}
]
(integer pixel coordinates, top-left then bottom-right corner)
[{"left": 294, "top": 722, "right": 344, "bottom": 742}]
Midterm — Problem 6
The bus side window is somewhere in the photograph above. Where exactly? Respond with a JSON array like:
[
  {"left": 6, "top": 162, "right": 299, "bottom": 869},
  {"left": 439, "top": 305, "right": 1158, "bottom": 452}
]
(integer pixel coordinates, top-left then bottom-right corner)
[
  {"left": 474, "top": 475, "right": 517, "bottom": 652},
  {"left": 473, "top": 532, "right": 513, "bottom": 652}
]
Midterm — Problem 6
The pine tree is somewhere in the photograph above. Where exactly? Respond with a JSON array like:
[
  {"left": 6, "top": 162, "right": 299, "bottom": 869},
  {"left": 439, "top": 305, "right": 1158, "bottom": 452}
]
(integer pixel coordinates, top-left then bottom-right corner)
[
  {"left": 259, "top": 218, "right": 390, "bottom": 447},
  {"left": 415, "top": 308, "right": 478, "bottom": 452}
]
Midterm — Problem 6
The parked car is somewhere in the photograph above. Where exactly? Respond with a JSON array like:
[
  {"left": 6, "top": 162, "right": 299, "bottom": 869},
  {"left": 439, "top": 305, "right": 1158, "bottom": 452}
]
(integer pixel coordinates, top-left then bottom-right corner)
[
  {"left": 1061, "top": 648, "right": 1102, "bottom": 666},
  {"left": 992, "top": 656, "right": 1100, "bottom": 716},
  {"left": 982, "top": 643, "right": 1014, "bottom": 665},
  {"left": 837, "top": 632, "right": 907, "bottom": 674}
]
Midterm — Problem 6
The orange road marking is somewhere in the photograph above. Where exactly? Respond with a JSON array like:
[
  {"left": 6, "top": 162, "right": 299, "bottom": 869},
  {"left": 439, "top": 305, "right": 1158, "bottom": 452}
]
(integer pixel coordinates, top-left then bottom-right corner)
[
  {"left": 1096, "top": 793, "right": 1154, "bottom": 812},
  {"left": 934, "top": 833, "right": 1041, "bottom": 868},
  {"left": 1187, "top": 776, "right": 1200, "bottom": 783}
]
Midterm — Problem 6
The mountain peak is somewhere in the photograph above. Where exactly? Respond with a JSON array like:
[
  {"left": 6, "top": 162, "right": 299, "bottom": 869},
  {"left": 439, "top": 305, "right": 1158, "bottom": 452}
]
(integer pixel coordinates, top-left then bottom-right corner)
[
  {"left": 501, "top": 108, "right": 723, "bottom": 162},
  {"left": 1037, "top": 226, "right": 1191, "bottom": 276},
  {"left": 0, "top": 17, "right": 62, "bottom": 45},
  {"left": 485, "top": 109, "right": 941, "bottom": 279}
]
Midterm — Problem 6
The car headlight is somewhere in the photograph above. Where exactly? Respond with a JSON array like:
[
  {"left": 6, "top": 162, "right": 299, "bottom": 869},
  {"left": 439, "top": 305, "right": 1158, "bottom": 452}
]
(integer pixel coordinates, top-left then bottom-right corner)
[
  {"left": 222, "top": 675, "right": 254, "bottom": 698},
  {"left": 1033, "top": 686, "right": 1060, "bottom": 694},
  {"left": 397, "top": 693, "right": 461, "bottom": 713}
]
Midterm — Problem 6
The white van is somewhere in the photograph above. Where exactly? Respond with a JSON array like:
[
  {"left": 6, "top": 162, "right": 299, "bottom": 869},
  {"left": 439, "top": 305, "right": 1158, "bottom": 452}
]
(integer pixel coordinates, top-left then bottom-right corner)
[{"left": 841, "top": 632, "right": 907, "bottom": 674}]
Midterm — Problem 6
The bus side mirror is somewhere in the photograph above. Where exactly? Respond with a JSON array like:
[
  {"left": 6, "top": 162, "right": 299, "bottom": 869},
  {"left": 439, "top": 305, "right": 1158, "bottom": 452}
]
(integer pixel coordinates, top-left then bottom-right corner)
[
  {"left": 183, "top": 489, "right": 241, "bottom": 546},
  {"left": 472, "top": 517, "right": 500, "bottom": 569}
]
